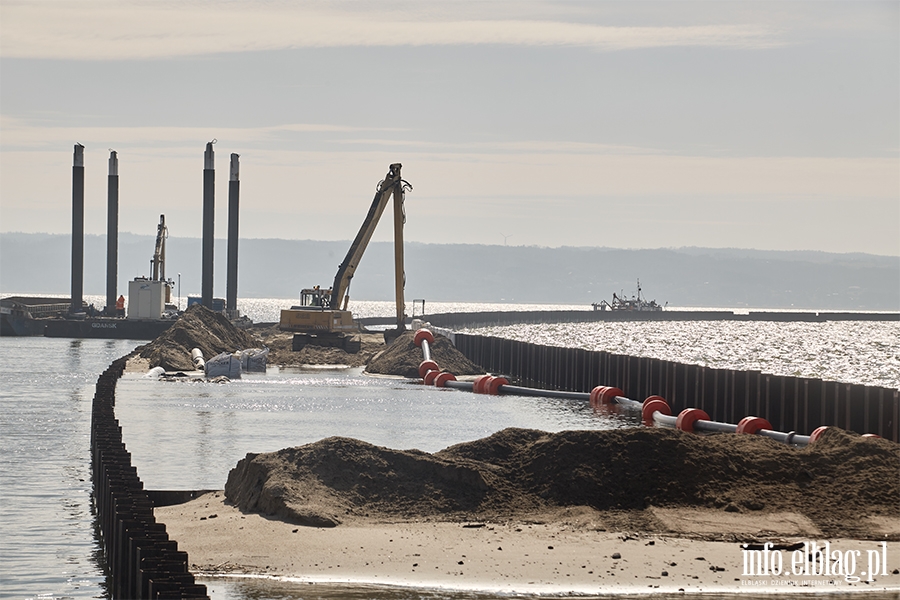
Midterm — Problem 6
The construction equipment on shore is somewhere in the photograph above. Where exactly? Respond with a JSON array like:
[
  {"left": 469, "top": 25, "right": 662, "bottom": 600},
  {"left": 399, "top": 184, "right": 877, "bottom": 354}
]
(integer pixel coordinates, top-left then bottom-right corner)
[
  {"left": 279, "top": 163, "right": 412, "bottom": 351},
  {"left": 127, "top": 215, "right": 176, "bottom": 320}
]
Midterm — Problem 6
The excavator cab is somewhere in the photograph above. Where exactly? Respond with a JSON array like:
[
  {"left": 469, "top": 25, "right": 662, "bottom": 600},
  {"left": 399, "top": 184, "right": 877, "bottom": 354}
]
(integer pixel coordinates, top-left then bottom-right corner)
[{"left": 298, "top": 287, "right": 332, "bottom": 308}]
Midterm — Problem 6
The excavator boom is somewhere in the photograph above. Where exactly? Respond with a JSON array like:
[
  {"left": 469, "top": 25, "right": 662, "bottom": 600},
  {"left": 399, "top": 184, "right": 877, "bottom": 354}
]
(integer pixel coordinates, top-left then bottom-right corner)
[{"left": 330, "top": 164, "right": 404, "bottom": 311}]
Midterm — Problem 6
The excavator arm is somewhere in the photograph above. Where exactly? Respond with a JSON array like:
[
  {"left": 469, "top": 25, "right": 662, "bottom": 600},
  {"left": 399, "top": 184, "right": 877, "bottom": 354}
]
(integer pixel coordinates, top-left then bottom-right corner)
[{"left": 329, "top": 163, "right": 411, "bottom": 332}]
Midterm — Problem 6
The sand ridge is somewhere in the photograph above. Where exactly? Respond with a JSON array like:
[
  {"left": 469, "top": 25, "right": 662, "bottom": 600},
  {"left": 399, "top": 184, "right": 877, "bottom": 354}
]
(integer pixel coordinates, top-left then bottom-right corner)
[
  {"left": 156, "top": 493, "right": 900, "bottom": 595},
  {"left": 223, "top": 426, "right": 899, "bottom": 539}
]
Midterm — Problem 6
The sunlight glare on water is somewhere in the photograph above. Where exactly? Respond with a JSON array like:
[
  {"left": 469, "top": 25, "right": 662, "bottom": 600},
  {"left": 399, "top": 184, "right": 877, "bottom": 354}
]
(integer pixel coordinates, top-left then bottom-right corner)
[{"left": 461, "top": 320, "right": 900, "bottom": 389}]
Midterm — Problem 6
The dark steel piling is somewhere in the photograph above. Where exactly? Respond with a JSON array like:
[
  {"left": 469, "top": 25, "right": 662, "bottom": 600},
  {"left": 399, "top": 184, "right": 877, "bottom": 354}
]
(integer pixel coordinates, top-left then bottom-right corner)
[
  {"left": 106, "top": 150, "right": 119, "bottom": 314},
  {"left": 201, "top": 141, "right": 215, "bottom": 309},
  {"left": 226, "top": 153, "right": 240, "bottom": 317},
  {"left": 71, "top": 143, "right": 85, "bottom": 314}
]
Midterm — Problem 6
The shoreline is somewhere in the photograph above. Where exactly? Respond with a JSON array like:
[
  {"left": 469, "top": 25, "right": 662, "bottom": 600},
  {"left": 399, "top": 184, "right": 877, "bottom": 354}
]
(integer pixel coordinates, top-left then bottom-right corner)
[{"left": 156, "top": 493, "right": 900, "bottom": 596}]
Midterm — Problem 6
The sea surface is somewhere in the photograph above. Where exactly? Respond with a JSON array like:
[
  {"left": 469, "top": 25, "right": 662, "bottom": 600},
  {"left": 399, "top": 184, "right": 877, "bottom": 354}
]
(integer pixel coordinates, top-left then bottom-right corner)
[{"left": 1, "top": 297, "right": 897, "bottom": 599}]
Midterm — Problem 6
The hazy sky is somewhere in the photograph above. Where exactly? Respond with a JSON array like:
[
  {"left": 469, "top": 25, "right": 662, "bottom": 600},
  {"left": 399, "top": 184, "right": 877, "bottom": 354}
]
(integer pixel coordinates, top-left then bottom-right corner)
[{"left": 1, "top": 1, "right": 898, "bottom": 254}]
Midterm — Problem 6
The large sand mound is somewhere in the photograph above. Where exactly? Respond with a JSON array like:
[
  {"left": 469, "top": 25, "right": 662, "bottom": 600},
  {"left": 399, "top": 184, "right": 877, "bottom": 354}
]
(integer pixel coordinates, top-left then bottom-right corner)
[
  {"left": 139, "top": 304, "right": 262, "bottom": 370},
  {"left": 365, "top": 330, "right": 483, "bottom": 377},
  {"left": 224, "top": 427, "right": 899, "bottom": 538}
]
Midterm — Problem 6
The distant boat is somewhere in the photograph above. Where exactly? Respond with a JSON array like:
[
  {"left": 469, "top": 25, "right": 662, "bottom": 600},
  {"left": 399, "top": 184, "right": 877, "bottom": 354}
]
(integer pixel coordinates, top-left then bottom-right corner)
[{"left": 592, "top": 280, "right": 665, "bottom": 312}]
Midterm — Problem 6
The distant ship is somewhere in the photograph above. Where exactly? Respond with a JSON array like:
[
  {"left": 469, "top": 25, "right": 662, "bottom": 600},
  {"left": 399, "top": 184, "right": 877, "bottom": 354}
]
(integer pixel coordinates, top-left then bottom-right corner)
[{"left": 592, "top": 280, "right": 665, "bottom": 312}]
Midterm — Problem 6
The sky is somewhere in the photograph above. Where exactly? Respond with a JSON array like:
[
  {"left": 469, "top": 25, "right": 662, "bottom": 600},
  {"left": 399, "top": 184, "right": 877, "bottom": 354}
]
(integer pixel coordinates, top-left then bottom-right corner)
[{"left": 1, "top": 1, "right": 898, "bottom": 255}]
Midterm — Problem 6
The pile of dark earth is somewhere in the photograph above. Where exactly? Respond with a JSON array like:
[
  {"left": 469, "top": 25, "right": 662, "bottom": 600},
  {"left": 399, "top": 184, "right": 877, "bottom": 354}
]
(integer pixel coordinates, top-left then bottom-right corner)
[
  {"left": 224, "top": 427, "right": 899, "bottom": 539},
  {"left": 138, "top": 304, "right": 263, "bottom": 371},
  {"left": 366, "top": 330, "right": 484, "bottom": 378}
]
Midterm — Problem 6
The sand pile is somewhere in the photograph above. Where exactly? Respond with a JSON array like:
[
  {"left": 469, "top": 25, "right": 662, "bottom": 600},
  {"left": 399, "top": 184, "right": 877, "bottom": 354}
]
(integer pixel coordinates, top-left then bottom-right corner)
[
  {"left": 365, "top": 330, "right": 483, "bottom": 377},
  {"left": 139, "top": 304, "right": 263, "bottom": 371},
  {"left": 224, "top": 427, "right": 898, "bottom": 538}
]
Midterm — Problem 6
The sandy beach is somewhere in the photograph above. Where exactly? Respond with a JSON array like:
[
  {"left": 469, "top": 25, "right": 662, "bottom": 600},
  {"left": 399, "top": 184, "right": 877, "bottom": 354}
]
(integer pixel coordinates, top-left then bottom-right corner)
[{"left": 157, "top": 493, "right": 899, "bottom": 595}]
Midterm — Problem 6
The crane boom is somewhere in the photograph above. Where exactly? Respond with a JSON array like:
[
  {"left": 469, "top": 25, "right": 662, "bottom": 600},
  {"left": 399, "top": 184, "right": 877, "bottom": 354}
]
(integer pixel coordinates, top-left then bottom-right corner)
[{"left": 150, "top": 214, "right": 167, "bottom": 281}]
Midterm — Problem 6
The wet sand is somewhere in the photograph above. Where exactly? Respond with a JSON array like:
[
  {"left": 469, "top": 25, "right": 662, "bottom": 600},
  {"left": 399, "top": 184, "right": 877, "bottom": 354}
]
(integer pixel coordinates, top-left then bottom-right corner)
[{"left": 156, "top": 493, "right": 900, "bottom": 595}]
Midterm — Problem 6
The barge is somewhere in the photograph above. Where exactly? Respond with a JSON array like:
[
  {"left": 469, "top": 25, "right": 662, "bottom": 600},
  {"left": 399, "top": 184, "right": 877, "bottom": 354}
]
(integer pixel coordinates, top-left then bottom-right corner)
[
  {"left": 0, "top": 297, "right": 72, "bottom": 336},
  {"left": 43, "top": 316, "right": 174, "bottom": 339}
]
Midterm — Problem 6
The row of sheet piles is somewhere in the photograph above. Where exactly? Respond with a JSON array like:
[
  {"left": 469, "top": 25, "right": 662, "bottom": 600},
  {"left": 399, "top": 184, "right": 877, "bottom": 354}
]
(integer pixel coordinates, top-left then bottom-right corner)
[
  {"left": 91, "top": 358, "right": 209, "bottom": 599},
  {"left": 451, "top": 333, "right": 899, "bottom": 442},
  {"left": 420, "top": 329, "right": 887, "bottom": 446}
]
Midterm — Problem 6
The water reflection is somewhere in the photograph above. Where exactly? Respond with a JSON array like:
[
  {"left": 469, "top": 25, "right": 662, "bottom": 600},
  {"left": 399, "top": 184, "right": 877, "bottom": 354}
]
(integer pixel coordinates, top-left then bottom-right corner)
[
  {"left": 68, "top": 338, "right": 83, "bottom": 372},
  {"left": 0, "top": 338, "right": 139, "bottom": 599}
]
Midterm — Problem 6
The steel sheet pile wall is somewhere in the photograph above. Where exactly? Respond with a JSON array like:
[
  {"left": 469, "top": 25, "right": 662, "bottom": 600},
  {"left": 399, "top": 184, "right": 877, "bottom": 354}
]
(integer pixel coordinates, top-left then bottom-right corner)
[
  {"left": 454, "top": 334, "right": 899, "bottom": 442},
  {"left": 91, "top": 359, "right": 209, "bottom": 599}
]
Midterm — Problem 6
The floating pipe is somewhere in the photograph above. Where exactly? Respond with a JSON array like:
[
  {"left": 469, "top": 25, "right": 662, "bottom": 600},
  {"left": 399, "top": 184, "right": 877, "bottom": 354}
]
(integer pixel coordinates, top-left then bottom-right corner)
[
  {"left": 693, "top": 419, "right": 738, "bottom": 434},
  {"left": 486, "top": 384, "right": 589, "bottom": 401},
  {"left": 443, "top": 380, "right": 474, "bottom": 392},
  {"left": 71, "top": 143, "right": 85, "bottom": 314},
  {"left": 611, "top": 396, "right": 643, "bottom": 410},
  {"left": 758, "top": 429, "right": 811, "bottom": 446},
  {"left": 652, "top": 410, "right": 678, "bottom": 428}
]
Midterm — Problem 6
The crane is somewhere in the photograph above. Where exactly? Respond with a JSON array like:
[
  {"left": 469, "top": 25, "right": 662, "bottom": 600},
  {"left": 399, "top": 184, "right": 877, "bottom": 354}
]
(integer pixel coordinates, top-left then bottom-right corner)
[{"left": 150, "top": 214, "right": 167, "bottom": 283}]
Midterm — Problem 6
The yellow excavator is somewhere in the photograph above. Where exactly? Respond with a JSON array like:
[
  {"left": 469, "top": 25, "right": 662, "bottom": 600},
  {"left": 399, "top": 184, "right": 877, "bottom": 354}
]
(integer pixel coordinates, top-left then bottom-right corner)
[{"left": 279, "top": 163, "right": 412, "bottom": 351}]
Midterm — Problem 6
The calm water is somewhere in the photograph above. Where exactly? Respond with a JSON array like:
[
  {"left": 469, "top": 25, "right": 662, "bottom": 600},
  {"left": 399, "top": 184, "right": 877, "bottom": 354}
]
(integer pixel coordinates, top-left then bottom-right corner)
[
  {"left": 1, "top": 298, "right": 898, "bottom": 599},
  {"left": 0, "top": 338, "right": 141, "bottom": 600},
  {"left": 114, "top": 367, "right": 630, "bottom": 491}
]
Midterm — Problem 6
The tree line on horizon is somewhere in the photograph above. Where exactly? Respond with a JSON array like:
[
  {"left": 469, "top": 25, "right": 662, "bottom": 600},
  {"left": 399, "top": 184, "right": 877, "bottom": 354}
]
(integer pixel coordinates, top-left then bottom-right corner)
[{"left": 1, "top": 232, "right": 897, "bottom": 310}]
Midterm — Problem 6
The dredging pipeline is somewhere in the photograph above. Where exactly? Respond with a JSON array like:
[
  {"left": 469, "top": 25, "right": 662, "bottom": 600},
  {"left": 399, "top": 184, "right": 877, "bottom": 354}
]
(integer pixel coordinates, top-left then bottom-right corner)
[{"left": 411, "top": 329, "right": 895, "bottom": 446}]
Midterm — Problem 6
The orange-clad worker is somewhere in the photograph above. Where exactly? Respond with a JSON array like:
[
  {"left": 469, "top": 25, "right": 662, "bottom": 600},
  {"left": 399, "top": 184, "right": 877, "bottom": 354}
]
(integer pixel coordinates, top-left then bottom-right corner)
[{"left": 116, "top": 295, "right": 125, "bottom": 317}]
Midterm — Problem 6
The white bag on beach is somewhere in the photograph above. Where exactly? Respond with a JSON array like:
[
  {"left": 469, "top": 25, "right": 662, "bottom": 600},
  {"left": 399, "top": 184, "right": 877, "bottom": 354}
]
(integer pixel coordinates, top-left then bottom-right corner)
[
  {"left": 205, "top": 351, "right": 242, "bottom": 379},
  {"left": 240, "top": 347, "right": 268, "bottom": 372}
]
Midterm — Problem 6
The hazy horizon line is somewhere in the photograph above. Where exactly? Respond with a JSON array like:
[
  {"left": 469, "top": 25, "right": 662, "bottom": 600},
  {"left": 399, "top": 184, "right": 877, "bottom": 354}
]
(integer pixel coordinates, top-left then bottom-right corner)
[{"left": 2, "top": 230, "right": 897, "bottom": 259}]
